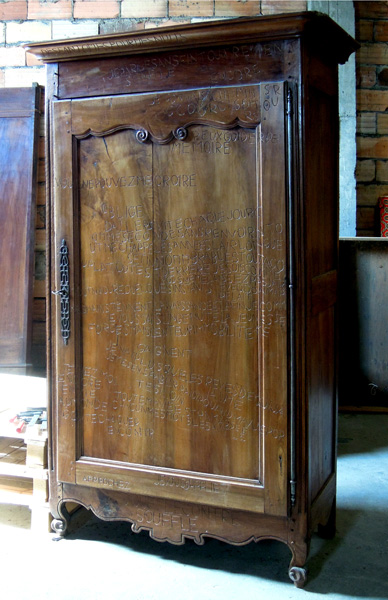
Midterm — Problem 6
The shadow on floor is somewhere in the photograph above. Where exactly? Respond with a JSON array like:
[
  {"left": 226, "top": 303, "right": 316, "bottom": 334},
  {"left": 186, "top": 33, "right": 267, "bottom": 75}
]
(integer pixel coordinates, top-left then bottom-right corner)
[{"left": 61, "top": 502, "right": 388, "bottom": 597}]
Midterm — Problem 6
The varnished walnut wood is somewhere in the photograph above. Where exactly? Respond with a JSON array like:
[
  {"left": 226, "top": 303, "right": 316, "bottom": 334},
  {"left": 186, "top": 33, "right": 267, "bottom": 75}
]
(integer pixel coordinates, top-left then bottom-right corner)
[
  {"left": 35, "top": 14, "right": 357, "bottom": 585},
  {"left": 25, "top": 12, "right": 357, "bottom": 64}
]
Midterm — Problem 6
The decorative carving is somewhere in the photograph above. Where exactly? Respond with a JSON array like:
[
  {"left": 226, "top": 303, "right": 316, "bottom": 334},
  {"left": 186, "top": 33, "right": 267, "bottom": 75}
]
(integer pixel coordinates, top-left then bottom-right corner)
[
  {"left": 52, "top": 239, "right": 70, "bottom": 345},
  {"left": 51, "top": 518, "right": 68, "bottom": 538},
  {"left": 288, "top": 566, "right": 307, "bottom": 588},
  {"left": 173, "top": 127, "right": 187, "bottom": 141},
  {"left": 135, "top": 128, "right": 149, "bottom": 143},
  {"left": 73, "top": 85, "right": 261, "bottom": 145}
]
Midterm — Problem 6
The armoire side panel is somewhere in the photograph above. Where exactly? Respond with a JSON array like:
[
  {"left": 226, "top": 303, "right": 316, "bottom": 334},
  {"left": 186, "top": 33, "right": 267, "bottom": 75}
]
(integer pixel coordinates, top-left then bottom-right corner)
[{"left": 304, "top": 70, "right": 339, "bottom": 504}]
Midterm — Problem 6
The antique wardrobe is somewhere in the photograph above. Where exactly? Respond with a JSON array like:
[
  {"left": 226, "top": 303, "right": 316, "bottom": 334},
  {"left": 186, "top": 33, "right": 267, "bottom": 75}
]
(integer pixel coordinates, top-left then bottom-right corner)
[{"left": 26, "top": 13, "right": 357, "bottom": 586}]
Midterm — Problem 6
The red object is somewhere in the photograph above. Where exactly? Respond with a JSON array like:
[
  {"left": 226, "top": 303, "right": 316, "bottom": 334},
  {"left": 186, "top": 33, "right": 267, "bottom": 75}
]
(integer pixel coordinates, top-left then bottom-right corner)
[
  {"left": 16, "top": 421, "right": 26, "bottom": 434},
  {"left": 379, "top": 196, "right": 388, "bottom": 237}
]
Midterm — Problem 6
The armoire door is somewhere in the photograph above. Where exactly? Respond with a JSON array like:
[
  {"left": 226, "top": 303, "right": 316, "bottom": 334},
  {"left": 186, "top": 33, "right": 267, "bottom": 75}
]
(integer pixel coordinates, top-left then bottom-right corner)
[{"left": 51, "top": 82, "right": 290, "bottom": 517}]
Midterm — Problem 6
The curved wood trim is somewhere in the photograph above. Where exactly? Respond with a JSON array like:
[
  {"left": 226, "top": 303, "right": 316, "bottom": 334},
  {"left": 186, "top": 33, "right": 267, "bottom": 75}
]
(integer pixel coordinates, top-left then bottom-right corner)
[
  {"left": 60, "top": 483, "right": 295, "bottom": 548},
  {"left": 74, "top": 117, "right": 260, "bottom": 145}
]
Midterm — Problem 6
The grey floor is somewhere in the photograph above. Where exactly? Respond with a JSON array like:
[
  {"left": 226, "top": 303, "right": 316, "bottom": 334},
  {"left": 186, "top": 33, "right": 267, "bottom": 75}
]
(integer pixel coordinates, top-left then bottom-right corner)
[{"left": 0, "top": 412, "right": 387, "bottom": 600}]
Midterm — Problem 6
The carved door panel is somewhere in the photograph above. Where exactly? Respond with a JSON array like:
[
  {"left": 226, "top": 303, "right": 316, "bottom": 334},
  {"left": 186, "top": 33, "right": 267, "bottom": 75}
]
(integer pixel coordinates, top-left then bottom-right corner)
[{"left": 52, "top": 82, "right": 289, "bottom": 516}]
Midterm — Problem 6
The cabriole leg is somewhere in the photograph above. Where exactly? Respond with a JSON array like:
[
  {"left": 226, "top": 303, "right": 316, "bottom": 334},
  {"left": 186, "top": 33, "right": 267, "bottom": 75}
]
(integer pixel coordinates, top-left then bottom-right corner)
[{"left": 288, "top": 565, "right": 308, "bottom": 588}]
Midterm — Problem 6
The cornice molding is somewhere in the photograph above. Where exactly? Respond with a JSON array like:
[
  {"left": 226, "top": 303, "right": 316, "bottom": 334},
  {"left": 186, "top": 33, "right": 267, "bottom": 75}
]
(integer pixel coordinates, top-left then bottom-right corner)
[{"left": 24, "top": 12, "right": 358, "bottom": 65}]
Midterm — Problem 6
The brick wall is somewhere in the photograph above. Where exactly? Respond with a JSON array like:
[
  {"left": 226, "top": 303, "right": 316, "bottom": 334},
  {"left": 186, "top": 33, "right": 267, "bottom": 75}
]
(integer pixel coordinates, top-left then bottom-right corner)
[{"left": 355, "top": 1, "right": 388, "bottom": 236}]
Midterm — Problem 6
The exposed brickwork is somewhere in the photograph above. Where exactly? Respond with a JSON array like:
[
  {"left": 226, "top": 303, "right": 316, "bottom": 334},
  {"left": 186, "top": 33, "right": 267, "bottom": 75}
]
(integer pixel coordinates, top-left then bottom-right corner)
[
  {"left": 261, "top": 1, "right": 306, "bottom": 15},
  {"left": 355, "top": 1, "right": 388, "bottom": 235},
  {"left": 0, "top": 1, "right": 27, "bottom": 20},
  {"left": 214, "top": 1, "right": 260, "bottom": 17},
  {"left": 355, "top": 1, "right": 388, "bottom": 19},
  {"left": 356, "top": 159, "right": 375, "bottom": 183},
  {"left": 25, "top": 50, "right": 42, "bottom": 65},
  {"left": 0, "top": 46, "right": 25, "bottom": 66},
  {"left": 357, "top": 89, "right": 388, "bottom": 112},
  {"left": 376, "top": 160, "right": 388, "bottom": 183},
  {"left": 121, "top": 0, "right": 167, "bottom": 19},
  {"left": 3, "top": 65, "right": 45, "bottom": 86},
  {"left": 357, "top": 65, "right": 376, "bottom": 88},
  {"left": 100, "top": 20, "right": 146, "bottom": 35},
  {"left": 144, "top": 19, "right": 190, "bottom": 29},
  {"left": 375, "top": 21, "right": 388, "bottom": 42},
  {"left": 6, "top": 21, "right": 51, "bottom": 43},
  {"left": 377, "top": 113, "right": 388, "bottom": 135},
  {"left": 357, "top": 184, "right": 388, "bottom": 207},
  {"left": 357, "top": 112, "right": 376, "bottom": 135},
  {"left": 73, "top": 1, "right": 120, "bottom": 20},
  {"left": 169, "top": 0, "right": 214, "bottom": 17},
  {"left": 27, "top": 1, "right": 72, "bottom": 20},
  {"left": 357, "top": 43, "right": 388, "bottom": 65},
  {"left": 357, "top": 136, "right": 388, "bottom": 159},
  {"left": 52, "top": 19, "right": 99, "bottom": 40},
  {"left": 355, "top": 19, "right": 374, "bottom": 42}
]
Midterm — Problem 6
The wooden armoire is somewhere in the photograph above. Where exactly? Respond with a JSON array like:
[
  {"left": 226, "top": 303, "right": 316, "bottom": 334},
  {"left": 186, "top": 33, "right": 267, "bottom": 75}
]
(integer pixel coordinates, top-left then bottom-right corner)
[{"left": 26, "top": 13, "right": 357, "bottom": 586}]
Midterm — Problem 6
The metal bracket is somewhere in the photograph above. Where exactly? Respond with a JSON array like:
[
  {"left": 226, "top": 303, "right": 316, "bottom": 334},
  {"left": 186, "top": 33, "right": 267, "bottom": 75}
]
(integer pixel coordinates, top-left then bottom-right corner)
[{"left": 52, "top": 239, "right": 70, "bottom": 345}]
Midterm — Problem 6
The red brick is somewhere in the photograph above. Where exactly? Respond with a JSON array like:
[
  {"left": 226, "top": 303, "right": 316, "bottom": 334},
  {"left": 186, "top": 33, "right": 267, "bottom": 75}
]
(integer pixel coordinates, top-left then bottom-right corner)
[
  {"left": 215, "top": 1, "right": 260, "bottom": 17},
  {"left": 0, "top": 0, "right": 27, "bottom": 19},
  {"left": 169, "top": 0, "right": 213, "bottom": 17},
  {"left": 28, "top": 1, "right": 72, "bottom": 19},
  {"left": 261, "top": 1, "right": 307, "bottom": 15},
  {"left": 121, "top": 0, "right": 167, "bottom": 18},
  {"left": 357, "top": 89, "right": 388, "bottom": 112},
  {"left": 375, "top": 22, "right": 388, "bottom": 41},
  {"left": 356, "top": 159, "right": 376, "bottom": 182},
  {"left": 357, "top": 65, "right": 376, "bottom": 88},
  {"left": 74, "top": 1, "right": 119, "bottom": 19},
  {"left": 355, "top": 1, "right": 388, "bottom": 19},
  {"left": 357, "top": 136, "right": 388, "bottom": 159},
  {"left": 357, "top": 43, "right": 388, "bottom": 65},
  {"left": 355, "top": 19, "right": 374, "bottom": 42}
]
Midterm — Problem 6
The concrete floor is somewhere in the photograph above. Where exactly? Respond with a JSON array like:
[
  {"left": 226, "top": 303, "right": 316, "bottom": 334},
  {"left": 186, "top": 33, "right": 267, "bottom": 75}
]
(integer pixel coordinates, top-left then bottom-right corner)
[{"left": 0, "top": 412, "right": 387, "bottom": 600}]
